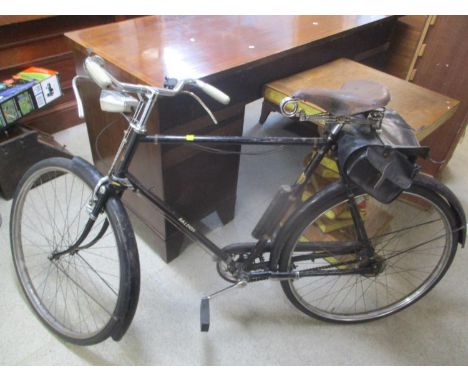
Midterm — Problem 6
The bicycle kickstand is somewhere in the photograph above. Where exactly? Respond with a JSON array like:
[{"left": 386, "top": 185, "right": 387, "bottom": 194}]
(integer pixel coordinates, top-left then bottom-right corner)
[{"left": 200, "top": 280, "right": 247, "bottom": 332}]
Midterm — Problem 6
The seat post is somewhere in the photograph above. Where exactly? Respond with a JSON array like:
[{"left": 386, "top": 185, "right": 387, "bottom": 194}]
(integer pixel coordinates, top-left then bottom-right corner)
[{"left": 292, "top": 123, "right": 343, "bottom": 194}]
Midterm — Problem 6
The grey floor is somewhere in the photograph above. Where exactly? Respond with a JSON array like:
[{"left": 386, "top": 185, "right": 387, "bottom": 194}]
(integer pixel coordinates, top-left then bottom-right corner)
[{"left": 1, "top": 99, "right": 467, "bottom": 365}]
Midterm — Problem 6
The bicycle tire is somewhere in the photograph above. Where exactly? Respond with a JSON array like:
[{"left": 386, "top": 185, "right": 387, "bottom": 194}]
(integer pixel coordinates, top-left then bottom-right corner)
[
  {"left": 10, "top": 157, "right": 140, "bottom": 345},
  {"left": 278, "top": 175, "right": 459, "bottom": 323}
]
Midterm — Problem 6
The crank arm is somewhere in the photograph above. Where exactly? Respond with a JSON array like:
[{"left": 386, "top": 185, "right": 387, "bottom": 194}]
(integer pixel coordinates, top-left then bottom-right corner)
[{"left": 200, "top": 280, "right": 247, "bottom": 332}]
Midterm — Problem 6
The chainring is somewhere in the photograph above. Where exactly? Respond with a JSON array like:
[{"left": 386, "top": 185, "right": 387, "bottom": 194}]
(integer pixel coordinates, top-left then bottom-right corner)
[{"left": 216, "top": 252, "right": 269, "bottom": 283}]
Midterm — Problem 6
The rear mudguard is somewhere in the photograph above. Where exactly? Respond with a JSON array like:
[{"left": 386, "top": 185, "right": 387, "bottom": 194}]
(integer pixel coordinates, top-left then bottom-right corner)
[
  {"left": 413, "top": 174, "right": 466, "bottom": 247},
  {"left": 270, "top": 174, "right": 466, "bottom": 270},
  {"left": 71, "top": 157, "right": 140, "bottom": 341}
]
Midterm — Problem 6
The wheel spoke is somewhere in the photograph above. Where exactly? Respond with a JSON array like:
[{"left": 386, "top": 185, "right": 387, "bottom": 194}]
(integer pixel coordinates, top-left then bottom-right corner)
[
  {"left": 284, "top": 189, "right": 454, "bottom": 322},
  {"left": 11, "top": 163, "right": 126, "bottom": 343}
]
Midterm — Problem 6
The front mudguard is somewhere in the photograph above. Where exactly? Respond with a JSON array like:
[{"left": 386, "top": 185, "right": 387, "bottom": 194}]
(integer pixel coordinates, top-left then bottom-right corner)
[{"left": 71, "top": 157, "right": 140, "bottom": 342}]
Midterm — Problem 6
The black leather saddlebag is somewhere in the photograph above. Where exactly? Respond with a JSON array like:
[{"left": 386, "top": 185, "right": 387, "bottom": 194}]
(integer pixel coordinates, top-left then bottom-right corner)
[{"left": 337, "top": 109, "right": 429, "bottom": 203}]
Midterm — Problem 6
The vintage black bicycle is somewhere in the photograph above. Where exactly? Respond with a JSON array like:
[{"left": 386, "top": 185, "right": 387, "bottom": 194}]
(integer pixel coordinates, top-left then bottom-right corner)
[{"left": 9, "top": 55, "right": 466, "bottom": 345}]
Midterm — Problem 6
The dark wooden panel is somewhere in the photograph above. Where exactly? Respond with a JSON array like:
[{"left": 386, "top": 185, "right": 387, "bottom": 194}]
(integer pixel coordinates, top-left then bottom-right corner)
[
  {"left": 0, "top": 16, "right": 51, "bottom": 26},
  {"left": 0, "top": 16, "right": 118, "bottom": 70},
  {"left": 0, "top": 126, "right": 72, "bottom": 199},
  {"left": 384, "top": 16, "right": 430, "bottom": 79},
  {"left": 0, "top": 16, "right": 140, "bottom": 134},
  {"left": 413, "top": 16, "right": 468, "bottom": 177}
]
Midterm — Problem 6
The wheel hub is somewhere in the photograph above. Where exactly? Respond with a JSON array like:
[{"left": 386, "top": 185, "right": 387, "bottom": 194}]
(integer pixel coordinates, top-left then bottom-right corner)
[{"left": 361, "top": 255, "right": 387, "bottom": 276}]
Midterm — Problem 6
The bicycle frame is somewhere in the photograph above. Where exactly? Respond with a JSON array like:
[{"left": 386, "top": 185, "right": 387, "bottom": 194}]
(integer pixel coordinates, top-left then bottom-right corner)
[
  {"left": 63, "top": 71, "right": 371, "bottom": 280},
  {"left": 57, "top": 119, "right": 370, "bottom": 282}
]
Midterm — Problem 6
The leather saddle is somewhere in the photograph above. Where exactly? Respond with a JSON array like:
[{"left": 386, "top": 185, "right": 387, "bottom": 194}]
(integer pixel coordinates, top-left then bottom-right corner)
[{"left": 293, "top": 80, "right": 391, "bottom": 116}]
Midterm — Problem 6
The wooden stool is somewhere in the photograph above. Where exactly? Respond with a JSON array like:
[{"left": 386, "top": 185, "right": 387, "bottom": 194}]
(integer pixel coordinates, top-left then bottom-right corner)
[{"left": 260, "top": 58, "right": 459, "bottom": 145}]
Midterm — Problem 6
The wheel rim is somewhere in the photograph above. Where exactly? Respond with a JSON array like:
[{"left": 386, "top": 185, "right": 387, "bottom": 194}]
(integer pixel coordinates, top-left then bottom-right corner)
[
  {"left": 11, "top": 166, "right": 122, "bottom": 340},
  {"left": 287, "top": 191, "right": 453, "bottom": 322}
]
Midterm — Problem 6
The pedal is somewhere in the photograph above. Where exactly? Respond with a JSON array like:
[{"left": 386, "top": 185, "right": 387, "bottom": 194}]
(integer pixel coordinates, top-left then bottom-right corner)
[
  {"left": 200, "top": 297, "right": 210, "bottom": 332},
  {"left": 199, "top": 280, "right": 247, "bottom": 333}
]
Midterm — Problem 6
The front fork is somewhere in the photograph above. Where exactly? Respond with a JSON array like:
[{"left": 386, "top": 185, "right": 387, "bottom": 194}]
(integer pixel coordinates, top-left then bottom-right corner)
[
  {"left": 49, "top": 177, "right": 118, "bottom": 260},
  {"left": 51, "top": 127, "right": 141, "bottom": 260}
]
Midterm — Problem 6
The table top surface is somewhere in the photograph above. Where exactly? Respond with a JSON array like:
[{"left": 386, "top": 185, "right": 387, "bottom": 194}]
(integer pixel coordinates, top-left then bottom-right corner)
[{"left": 66, "top": 15, "right": 391, "bottom": 87}]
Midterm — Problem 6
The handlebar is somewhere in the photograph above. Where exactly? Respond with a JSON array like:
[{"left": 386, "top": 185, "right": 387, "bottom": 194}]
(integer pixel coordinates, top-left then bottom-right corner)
[
  {"left": 84, "top": 57, "right": 113, "bottom": 89},
  {"left": 83, "top": 55, "right": 230, "bottom": 104},
  {"left": 192, "top": 79, "right": 230, "bottom": 105}
]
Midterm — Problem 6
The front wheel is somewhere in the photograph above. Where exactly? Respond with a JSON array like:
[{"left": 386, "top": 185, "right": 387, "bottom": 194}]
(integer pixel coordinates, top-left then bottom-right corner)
[
  {"left": 279, "top": 178, "right": 459, "bottom": 323},
  {"left": 10, "top": 157, "right": 140, "bottom": 345}
]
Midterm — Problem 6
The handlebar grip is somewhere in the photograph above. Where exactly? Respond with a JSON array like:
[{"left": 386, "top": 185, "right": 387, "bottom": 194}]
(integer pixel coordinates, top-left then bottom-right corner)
[
  {"left": 84, "top": 57, "right": 112, "bottom": 89},
  {"left": 195, "top": 80, "right": 230, "bottom": 105}
]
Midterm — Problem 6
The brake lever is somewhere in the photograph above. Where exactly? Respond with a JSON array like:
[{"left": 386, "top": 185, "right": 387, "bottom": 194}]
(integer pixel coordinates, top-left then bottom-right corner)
[
  {"left": 72, "top": 75, "right": 89, "bottom": 119},
  {"left": 181, "top": 90, "right": 218, "bottom": 125}
]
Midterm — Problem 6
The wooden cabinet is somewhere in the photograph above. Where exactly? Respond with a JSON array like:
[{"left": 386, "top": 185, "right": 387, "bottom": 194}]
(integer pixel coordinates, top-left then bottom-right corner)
[
  {"left": 412, "top": 16, "right": 468, "bottom": 176},
  {"left": 384, "top": 16, "right": 431, "bottom": 80},
  {"left": 384, "top": 16, "right": 468, "bottom": 177},
  {"left": 0, "top": 16, "right": 138, "bottom": 134}
]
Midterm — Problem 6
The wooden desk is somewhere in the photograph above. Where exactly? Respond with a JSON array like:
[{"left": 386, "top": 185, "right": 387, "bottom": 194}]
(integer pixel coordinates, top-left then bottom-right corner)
[{"left": 66, "top": 15, "right": 397, "bottom": 262}]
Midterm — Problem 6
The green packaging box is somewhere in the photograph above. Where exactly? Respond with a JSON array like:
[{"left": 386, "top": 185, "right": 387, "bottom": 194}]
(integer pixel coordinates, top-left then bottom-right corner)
[{"left": 0, "top": 67, "right": 62, "bottom": 130}]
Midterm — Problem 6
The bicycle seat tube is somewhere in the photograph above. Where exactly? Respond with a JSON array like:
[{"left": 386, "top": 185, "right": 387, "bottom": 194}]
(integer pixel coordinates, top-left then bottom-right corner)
[{"left": 246, "top": 123, "right": 344, "bottom": 269}]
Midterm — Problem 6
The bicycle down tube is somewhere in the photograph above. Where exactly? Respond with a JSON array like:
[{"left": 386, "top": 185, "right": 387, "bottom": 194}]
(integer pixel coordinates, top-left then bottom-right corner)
[{"left": 117, "top": 131, "right": 329, "bottom": 264}]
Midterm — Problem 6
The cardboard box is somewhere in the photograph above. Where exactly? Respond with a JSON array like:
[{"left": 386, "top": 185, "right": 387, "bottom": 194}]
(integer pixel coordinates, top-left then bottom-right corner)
[{"left": 0, "top": 67, "right": 62, "bottom": 130}]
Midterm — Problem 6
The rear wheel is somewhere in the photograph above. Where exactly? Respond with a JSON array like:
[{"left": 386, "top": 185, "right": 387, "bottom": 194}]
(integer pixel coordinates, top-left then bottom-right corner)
[
  {"left": 279, "top": 180, "right": 458, "bottom": 323},
  {"left": 10, "top": 157, "right": 140, "bottom": 345}
]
